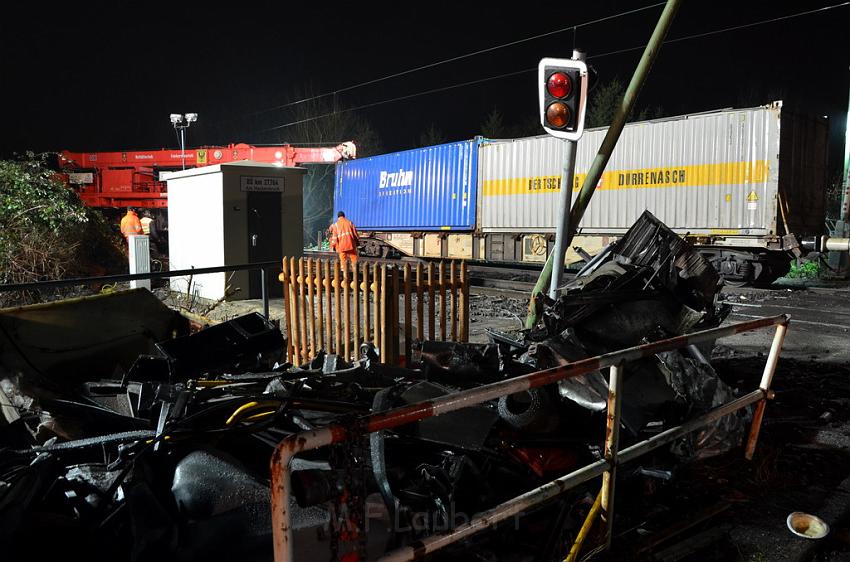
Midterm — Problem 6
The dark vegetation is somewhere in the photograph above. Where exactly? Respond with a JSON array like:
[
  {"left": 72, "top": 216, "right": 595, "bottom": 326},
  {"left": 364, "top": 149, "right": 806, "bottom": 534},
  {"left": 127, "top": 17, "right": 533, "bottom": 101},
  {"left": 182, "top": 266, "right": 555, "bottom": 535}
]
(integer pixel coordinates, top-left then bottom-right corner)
[{"left": 0, "top": 154, "right": 124, "bottom": 307}]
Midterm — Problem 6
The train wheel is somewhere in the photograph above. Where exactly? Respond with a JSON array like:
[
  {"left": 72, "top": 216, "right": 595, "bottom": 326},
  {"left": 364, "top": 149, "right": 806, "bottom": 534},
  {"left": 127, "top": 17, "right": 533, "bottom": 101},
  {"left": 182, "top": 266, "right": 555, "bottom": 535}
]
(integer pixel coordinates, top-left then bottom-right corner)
[
  {"left": 721, "top": 260, "right": 753, "bottom": 288},
  {"left": 723, "top": 278, "right": 750, "bottom": 288}
]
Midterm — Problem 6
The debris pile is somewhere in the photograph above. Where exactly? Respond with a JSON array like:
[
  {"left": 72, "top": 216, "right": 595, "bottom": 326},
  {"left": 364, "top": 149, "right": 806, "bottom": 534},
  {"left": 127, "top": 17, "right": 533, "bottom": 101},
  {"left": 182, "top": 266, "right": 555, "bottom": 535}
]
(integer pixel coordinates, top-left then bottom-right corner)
[
  {"left": 1, "top": 211, "right": 757, "bottom": 561},
  {"left": 522, "top": 211, "right": 743, "bottom": 459}
]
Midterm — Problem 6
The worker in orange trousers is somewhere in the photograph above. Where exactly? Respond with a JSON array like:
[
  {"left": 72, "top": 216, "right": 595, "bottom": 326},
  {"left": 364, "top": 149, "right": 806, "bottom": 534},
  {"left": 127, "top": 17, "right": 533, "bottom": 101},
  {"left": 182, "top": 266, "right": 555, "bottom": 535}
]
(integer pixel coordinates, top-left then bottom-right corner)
[
  {"left": 120, "top": 207, "right": 143, "bottom": 240},
  {"left": 329, "top": 211, "right": 360, "bottom": 265}
]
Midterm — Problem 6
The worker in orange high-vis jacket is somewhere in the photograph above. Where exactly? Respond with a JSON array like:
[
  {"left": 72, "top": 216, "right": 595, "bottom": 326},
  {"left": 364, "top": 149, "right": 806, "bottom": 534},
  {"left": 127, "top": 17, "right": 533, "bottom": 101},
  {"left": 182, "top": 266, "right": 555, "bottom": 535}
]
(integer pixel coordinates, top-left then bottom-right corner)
[
  {"left": 120, "top": 206, "right": 143, "bottom": 240},
  {"left": 329, "top": 211, "right": 360, "bottom": 265}
]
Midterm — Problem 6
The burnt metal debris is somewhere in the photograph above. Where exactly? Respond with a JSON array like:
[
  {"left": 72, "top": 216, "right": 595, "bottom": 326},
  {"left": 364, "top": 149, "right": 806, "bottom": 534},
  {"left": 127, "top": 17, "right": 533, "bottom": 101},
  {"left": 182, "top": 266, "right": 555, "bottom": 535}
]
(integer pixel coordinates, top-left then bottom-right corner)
[
  {"left": 523, "top": 211, "right": 744, "bottom": 459},
  {"left": 1, "top": 211, "right": 757, "bottom": 561}
]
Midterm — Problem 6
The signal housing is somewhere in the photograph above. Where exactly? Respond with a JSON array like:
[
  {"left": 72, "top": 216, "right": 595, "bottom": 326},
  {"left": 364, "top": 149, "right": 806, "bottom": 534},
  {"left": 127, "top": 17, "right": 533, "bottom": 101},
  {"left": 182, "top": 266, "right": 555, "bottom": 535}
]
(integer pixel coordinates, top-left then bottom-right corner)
[{"left": 538, "top": 57, "right": 588, "bottom": 141}]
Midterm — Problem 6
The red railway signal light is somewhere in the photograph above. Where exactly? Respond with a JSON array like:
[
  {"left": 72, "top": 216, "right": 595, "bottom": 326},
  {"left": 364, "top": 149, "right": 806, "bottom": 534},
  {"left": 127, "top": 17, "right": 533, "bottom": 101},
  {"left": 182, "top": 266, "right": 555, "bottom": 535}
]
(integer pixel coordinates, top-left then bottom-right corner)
[
  {"left": 538, "top": 58, "right": 588, "bottom": 141},
  {"left": 546, "top": 72, "right": 572, "bottom": 99}
]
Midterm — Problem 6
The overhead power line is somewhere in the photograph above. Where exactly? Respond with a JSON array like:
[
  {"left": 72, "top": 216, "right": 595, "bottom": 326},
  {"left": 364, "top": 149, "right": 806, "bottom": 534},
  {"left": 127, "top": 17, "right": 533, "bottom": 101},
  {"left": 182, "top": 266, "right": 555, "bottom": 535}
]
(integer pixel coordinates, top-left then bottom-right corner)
[
  {"left": 261, "top": 69, "right": 534, "bottom": 133},
  {"left": 590, "top": 1, "right": 850, "bottom": 60},
  {"left": 237, "top": 2, "right": 666, "bottom": 121},
  {"left": 256, "top": 1, "right": 850, "bottom": 136}
]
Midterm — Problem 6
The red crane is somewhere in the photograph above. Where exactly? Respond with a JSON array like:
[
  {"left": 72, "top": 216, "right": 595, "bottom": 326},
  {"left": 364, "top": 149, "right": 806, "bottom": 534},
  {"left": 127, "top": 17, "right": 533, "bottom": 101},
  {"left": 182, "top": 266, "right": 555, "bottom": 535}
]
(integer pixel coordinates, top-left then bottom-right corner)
[{"left": 58, "top": 142, "right": 356, "bottom": 209}]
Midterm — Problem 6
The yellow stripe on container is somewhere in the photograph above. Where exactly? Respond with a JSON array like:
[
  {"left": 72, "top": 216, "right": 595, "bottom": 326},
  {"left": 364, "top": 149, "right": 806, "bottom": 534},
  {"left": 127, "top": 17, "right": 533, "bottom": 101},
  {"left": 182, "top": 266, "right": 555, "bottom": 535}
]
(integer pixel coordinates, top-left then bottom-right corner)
[{"left": 482, "top": 160, "right": 770, "bottom": 196}]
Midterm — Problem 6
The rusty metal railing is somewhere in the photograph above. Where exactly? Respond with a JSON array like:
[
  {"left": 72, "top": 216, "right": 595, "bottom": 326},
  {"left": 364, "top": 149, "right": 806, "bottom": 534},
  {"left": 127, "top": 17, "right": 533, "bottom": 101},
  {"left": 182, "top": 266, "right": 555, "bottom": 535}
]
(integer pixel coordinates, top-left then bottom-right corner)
[{"left": 270, "top": 314, "right": 790, "bottom": 561}]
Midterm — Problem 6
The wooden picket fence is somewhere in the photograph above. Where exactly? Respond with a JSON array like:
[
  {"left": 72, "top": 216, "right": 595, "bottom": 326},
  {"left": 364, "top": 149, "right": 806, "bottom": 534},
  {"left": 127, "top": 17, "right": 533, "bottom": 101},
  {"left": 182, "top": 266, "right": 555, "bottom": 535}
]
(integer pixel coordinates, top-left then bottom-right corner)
[{"left": 280, "top": 257, "right": 470, "bottom": 365}]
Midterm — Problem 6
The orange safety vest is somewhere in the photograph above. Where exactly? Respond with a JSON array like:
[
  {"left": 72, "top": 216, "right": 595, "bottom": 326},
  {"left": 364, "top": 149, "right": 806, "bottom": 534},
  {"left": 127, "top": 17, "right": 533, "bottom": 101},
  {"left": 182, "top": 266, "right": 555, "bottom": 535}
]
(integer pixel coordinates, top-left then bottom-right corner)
[
  {"left": 120, "top": 211, "right": 143, "bottom": 239},
  {"left": 329, "top": 217, "right": 359, "bottom": 253}
]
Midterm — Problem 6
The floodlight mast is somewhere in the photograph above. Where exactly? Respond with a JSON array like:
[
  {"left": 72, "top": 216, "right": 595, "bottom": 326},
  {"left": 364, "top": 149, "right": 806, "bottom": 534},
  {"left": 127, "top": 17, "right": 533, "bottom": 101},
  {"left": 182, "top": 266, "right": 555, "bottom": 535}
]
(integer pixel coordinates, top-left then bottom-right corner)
[{"left": 169, "top": 113, "right": 198, "bottom": 170}]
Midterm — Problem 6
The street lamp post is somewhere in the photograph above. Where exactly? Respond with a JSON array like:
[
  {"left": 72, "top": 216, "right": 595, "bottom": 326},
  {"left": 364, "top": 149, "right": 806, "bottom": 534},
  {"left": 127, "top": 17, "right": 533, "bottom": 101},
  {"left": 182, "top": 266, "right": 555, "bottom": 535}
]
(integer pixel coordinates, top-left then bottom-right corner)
[{"left": 169, "top": 113, "right": 198, "bottom": 170}]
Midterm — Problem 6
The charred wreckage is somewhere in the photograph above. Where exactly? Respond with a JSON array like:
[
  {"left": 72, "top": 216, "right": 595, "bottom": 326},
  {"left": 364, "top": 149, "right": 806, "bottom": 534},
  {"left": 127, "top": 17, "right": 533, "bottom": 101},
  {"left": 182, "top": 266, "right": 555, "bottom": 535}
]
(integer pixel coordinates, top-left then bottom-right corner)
[{"left": 1, "top": 212, "right": 771, "bottom": 561}]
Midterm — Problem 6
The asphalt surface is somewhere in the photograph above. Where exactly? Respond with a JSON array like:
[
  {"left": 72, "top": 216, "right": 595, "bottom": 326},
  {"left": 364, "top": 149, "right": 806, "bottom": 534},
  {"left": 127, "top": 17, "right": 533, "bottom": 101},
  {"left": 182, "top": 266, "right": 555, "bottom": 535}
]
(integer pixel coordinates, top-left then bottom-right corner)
[{"left": 720, "top": 283, "right": 850, "bottom": 363}]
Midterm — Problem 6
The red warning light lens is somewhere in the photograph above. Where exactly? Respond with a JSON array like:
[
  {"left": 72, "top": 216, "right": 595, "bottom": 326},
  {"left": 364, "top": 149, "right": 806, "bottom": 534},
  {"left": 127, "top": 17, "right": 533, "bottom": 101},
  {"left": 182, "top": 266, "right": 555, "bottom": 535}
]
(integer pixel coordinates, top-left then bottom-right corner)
[
  {"left": 546, "top": 102, "right": 571, "bottom": 128},
  {"left": 547, "top": 72, "right": 572, "bottom": 99}
]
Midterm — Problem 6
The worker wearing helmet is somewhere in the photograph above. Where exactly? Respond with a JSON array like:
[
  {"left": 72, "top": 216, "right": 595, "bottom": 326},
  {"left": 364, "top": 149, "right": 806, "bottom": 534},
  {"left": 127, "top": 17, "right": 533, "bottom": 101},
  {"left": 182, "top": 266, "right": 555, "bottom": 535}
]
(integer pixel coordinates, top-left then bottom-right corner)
[
  {"left": 329, "top": 211, "right": 360, "bottom": 265},
  {"left": 120, "top": 207, "right": 143, "bottom": 240}
]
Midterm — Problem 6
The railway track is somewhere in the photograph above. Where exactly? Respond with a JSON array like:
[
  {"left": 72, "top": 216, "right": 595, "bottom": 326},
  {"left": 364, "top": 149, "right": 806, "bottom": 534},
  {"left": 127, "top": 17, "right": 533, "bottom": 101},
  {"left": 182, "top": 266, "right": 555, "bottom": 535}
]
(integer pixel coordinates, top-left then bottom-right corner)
[{"left": 295, "top": 252, "right": 850, "bottom": 334}]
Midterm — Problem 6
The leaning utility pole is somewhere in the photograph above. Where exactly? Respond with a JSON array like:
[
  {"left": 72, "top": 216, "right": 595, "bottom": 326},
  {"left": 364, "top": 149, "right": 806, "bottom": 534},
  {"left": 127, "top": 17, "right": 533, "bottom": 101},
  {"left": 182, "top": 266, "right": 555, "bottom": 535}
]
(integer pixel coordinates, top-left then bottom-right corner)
[{"left": 526, "top": 0, "right": 683, "bottom": 328}]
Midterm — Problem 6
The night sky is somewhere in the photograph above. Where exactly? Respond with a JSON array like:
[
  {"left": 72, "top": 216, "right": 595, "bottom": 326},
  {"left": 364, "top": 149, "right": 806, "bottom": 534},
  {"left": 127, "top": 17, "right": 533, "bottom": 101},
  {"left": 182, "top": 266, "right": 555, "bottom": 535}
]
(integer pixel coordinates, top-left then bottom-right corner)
[{"left": 1, "top": 1, "right": 848, "bottom": 171}]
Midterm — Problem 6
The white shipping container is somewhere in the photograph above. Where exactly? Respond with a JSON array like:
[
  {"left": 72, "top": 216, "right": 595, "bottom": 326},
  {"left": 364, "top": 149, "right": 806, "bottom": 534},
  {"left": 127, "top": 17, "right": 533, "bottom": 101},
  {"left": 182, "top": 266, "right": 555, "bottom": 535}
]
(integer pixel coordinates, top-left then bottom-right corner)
[{"left": 479, "top": 103, "right": 786, "bottom": 236}]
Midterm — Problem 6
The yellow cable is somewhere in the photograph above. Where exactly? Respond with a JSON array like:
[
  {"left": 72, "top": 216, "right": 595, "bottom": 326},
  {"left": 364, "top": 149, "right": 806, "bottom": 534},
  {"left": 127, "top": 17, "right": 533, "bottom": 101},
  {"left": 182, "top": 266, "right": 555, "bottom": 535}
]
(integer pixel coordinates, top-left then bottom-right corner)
[
  {"left": 242, "top": 410, "right": 276, "bottom": 423},
  {"left": 225, "top": 400, "right": 281, "bottom": 426},
  {"left": 565, "top": 489, "right": 603, "bottom": 562}
]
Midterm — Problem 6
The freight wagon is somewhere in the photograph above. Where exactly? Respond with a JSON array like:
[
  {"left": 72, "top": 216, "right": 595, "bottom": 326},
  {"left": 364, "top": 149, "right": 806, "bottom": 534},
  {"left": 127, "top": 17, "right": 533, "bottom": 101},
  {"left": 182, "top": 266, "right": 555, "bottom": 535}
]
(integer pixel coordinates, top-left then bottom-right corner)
[{"left": 334, "top": 102, "right": 829, "bottom": 285}]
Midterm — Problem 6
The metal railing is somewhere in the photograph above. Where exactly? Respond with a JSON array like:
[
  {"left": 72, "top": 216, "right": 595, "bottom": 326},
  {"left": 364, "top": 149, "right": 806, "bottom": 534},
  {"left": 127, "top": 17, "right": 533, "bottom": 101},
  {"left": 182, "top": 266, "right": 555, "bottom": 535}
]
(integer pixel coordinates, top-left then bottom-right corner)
[
  {"left": 270, "top": 314, "right": 790, "bottom": 562},
  {"left": 0, "top": 261, "right": 281, "bottom": 319}
]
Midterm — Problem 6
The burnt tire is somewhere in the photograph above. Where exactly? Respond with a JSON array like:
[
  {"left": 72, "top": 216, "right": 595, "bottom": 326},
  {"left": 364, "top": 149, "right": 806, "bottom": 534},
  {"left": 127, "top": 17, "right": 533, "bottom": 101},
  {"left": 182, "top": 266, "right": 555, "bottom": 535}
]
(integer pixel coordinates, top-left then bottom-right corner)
[{"left": 497, "top": 387, "right": 557, "bottom": 432}]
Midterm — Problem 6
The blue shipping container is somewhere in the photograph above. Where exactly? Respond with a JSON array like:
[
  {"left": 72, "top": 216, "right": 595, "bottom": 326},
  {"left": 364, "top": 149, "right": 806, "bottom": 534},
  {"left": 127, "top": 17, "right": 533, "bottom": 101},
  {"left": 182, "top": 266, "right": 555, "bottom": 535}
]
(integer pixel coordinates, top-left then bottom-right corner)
[{"left": 334, "top": 139, "right": 480, "bottom": 231}]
